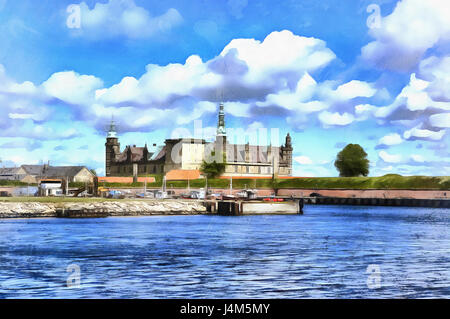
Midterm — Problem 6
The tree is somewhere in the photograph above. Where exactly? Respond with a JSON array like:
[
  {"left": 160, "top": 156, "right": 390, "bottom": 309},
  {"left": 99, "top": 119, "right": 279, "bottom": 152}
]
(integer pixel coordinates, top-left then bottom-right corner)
[
  {"left": 200, "top": 150, "right": 226, "bottom": 179},
  {"left": 200, "top": 160, "right": 226, "bottom": 179},
  {"left": 334, "top": 144, "right": 369, "bottom": 177}
]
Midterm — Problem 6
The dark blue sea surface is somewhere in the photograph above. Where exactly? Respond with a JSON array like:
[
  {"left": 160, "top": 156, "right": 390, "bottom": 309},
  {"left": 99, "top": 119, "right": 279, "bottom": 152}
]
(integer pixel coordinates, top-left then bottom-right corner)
[{"left": 0, "top": 205, "right": 449, "bottom": 298}]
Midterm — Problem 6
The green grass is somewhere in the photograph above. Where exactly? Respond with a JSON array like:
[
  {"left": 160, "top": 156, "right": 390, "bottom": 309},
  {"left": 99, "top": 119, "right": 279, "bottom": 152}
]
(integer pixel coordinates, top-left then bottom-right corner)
[
  {"left": 163, "top": 175, "right": 450, "bottom": 190},
  {"left": 275, "top": 175, "right": 450, "bottom": 190},
  {"left": 156, "top": 175, "right": 450, "bottom": 190}
]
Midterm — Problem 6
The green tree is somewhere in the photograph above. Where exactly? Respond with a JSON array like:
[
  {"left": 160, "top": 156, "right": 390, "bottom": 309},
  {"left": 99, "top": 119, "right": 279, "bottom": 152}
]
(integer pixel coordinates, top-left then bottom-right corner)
[
  {"left": 200, "top": 150, "right": 226, "bottom": 179},
  {"left": 200, "top": 160, "right": 226, "bottom": 179},
  {"left": 334, "top": 144, "right": 369, "bottom": 177}
]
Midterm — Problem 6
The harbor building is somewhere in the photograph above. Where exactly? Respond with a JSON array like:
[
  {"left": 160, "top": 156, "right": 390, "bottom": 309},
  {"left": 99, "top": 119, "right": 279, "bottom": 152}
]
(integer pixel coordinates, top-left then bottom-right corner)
[
  {"left": 0, "top": 164, "right": 94, "bottom": 183},
  {"left": 105, "top": 103, "right": 293, "bottom": 177}
]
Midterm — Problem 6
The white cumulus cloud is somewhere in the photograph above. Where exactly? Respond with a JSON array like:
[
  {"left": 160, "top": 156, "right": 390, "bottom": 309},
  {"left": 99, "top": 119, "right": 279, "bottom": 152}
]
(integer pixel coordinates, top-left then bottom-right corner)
[
  {"left": 429, "top": 113, "right": 450, "bottom": 128},
  {"left": 318, "top": 111, "right": 355, "bottom": 127},
  {"left": 294, "top": 156, "right": 313, "bottom": 165},
  {"left": 378, "top": 133, "right": 403, "bottom": 146},
  {"left": 334, "top": 80, "right": 376, "bottom": 100},
  {"left": 362, "top": 0, "right": 450, "bottom": 71},
  {"left": 379, "top": 151, "right": 403, "bottom": 163},
  {"left": 75, "top": 0, "right": 183, "bottom": 40},
  {"left": 42, "top": 71, "right": 103, "bottom": 106},
  {"left": 403, "top": 125, "right": 446, "bottom": 141}
]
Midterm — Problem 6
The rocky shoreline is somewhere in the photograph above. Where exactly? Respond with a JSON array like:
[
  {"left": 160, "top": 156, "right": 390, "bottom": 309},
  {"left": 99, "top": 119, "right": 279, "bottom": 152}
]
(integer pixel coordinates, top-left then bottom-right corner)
[{"left": 0, "top": 200, "right": 207, "bottom": 218}]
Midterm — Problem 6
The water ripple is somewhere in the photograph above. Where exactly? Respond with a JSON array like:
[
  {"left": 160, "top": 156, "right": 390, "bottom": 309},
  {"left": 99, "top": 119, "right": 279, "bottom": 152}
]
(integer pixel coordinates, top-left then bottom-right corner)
[{"left": 0, "top": 205, "right": 449, "bottom": 298}]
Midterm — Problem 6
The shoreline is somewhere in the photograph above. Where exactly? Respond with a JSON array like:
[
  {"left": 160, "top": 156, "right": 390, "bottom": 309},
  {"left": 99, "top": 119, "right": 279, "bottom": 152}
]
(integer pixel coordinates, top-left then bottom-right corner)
[
  {"left": 1, "top": 196, "right": 449, "bottom": 219},
  {"left": 0, "top": 200, "right": 208, "bottom": 219}
]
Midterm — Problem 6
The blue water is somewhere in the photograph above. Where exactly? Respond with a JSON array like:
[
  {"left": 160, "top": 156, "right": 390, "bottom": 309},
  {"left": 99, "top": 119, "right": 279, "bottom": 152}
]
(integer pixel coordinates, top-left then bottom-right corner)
[{"left": 0, "top": 205, "right": 449, "bottom": 298}]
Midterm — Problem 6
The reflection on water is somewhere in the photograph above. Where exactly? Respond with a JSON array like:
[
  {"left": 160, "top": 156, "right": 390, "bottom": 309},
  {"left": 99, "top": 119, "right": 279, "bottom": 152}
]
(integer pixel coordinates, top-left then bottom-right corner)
[{"left": 0, "top": 205, "right": 449, "bottom": 298}]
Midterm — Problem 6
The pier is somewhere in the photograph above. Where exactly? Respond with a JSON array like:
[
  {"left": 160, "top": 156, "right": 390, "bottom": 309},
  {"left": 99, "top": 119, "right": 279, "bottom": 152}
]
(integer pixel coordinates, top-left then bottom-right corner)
[{"left": 204, "top": 199, "right": 303, "bottom": 215}]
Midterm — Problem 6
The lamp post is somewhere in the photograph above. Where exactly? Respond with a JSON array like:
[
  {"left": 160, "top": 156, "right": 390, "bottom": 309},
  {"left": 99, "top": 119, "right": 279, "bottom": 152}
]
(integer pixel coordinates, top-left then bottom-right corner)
[{"left": 230, "top": 176, "right": 233, "bottom": 195}]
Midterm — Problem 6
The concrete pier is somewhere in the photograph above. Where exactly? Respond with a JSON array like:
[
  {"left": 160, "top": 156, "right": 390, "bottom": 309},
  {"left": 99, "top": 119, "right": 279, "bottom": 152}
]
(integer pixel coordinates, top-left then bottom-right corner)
[{"left": 209, "top": 199, "right": 303, "bottom": 215}]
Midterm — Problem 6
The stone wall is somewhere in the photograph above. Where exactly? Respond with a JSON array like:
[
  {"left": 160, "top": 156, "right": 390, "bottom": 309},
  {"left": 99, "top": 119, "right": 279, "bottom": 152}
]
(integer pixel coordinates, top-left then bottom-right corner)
[
  {"left": 277, "top": 188, "right": 449, "bottom": 199},
  {"left": 0, "top": 200, "right": 207, "bottom": 218},
  {"left": 112, "top": 187, "right": 448, "bottom": 199}
]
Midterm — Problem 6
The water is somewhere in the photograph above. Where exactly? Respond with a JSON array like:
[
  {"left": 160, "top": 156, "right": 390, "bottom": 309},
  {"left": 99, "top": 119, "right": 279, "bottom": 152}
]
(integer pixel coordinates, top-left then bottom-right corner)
[{"left": 0, "top": 205, "right": 449, "bottom": 298}]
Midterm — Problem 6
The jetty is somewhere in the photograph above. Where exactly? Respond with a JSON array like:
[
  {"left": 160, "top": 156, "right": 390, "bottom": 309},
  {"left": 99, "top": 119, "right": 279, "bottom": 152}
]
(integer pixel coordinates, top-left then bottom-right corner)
[{"left": 204, "top": 198, "right": 303, "bottom": 215}]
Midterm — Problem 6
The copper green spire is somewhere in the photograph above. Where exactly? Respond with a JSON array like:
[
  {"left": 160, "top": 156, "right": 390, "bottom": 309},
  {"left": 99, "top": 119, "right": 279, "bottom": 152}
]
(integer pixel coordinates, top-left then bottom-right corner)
[
  {"left": 217, "top": 102, "right": 226, "bottom": 136},
  {"left": 107, "top": 117, "right": 117, "bottom": 138}
]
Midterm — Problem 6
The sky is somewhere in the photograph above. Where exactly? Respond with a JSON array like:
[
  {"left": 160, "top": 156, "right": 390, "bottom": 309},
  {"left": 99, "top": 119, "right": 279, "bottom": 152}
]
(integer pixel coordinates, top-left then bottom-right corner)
[{"left": 0, "top": 0, "right": 449, "bottom": 177}]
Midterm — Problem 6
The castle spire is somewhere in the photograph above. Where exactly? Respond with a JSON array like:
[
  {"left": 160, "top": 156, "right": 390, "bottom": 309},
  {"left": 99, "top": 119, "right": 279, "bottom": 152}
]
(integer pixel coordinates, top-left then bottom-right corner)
[
  {"left": 107, "top": 117, "right": 117, "bottom": 138},
  {"left": 217, "top": 102, "right": 226, "bottom": 136},
  {"left": 285, "top": 132, "right": 292, "bottom": 148}
]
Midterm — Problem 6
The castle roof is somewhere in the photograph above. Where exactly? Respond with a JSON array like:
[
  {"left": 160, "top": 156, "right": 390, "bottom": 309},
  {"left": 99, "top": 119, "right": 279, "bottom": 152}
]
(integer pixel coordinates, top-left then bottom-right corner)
[
  {"left": 150, "top": 146, "right": 166, "bottom": 161},
  {"left": 116, "top": 146, "right": 147, "bottom": 162}
]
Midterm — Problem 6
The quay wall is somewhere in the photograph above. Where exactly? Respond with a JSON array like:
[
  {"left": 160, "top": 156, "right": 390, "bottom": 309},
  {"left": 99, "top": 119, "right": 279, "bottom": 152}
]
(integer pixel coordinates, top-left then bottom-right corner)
[
  {"left": 0, "top": 200, "right": 207, "bottom": 219},
  {"left": 276, "top": 189, "right": 449, "bottom": 199},
  {"left": 3, "top": 186, "right": 448, "bottom": 200},
  {"left": 114, "top": 187, "right": 448, "bottom": 200},
  {"left": 302, "top": 196, "right": 450, "bottom": 208}
]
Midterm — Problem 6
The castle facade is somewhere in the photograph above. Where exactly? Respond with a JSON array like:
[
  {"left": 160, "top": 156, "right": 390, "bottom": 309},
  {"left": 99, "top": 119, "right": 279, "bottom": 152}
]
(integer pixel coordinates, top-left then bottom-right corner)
[{"left": 105, "top": 103, "right": 293, "bottom": 177}]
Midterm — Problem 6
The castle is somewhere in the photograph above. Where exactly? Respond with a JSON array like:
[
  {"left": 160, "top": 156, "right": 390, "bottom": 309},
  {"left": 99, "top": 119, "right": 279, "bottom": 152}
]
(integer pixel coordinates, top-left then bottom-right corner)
[{"left": 105, "top": 103, "right": 293, "bottom": 177}]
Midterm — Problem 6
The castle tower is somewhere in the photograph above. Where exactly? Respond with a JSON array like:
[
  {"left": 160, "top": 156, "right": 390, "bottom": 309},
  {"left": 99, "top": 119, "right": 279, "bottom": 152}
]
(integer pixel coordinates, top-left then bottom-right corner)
[
  {"left": 215, "top": 102, "right": 227, "bottom": 163},
  {"left": 105, "top": 119, "right": 120, "bottom": 176},
  {"left": 217, "top": 102, "right": 226, "bottom": 137},
  {"left": 281, "top": 133, "right": 293, "bottom": 175}
]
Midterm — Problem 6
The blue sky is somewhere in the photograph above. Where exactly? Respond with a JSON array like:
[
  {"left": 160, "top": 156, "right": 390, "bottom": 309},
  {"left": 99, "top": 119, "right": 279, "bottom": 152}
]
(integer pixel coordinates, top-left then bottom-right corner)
[{"left": 0, "top": 0, "right": 449, "bottom": 177}]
